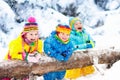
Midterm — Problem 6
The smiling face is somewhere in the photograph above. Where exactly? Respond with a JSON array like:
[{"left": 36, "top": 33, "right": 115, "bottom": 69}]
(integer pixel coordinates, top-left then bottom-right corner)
[
  {"left": 58, "top": 32, "right": 70, "bottom": 42},
  {"left": 25, "top": 30, "right": 39, "bottom": 42},
  {"left": 74, "top": 21, "right": 83, "bottom": 32}
]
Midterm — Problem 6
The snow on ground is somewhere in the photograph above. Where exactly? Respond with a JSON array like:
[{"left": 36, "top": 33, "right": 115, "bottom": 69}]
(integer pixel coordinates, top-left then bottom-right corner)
[
  {"left": 0, "top": 47, "right": 8, "bottom": 61},
  {"left": 104, "top": 60, "right": 120, "bottom": 80}
]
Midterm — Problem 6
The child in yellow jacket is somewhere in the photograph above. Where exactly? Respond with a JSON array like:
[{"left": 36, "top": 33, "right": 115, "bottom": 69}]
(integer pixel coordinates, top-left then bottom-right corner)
[
  {"left": 65, "top": 17, "right": 95, "bottom": 80},
  {"left": 4, "top": 17, "right": 43, "bottom": 79}
]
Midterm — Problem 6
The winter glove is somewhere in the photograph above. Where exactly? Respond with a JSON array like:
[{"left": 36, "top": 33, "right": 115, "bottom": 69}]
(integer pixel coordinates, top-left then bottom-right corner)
[
  {"left": 86, "top": 43, "right": 92, "bottom": 48},
  {"left": 75, "top": 45, "right": 79, "bottom": 48},
  {"left": 27, "top": 51, "right": 41, "bottom": 63},
  {"left": 86, "top": 40, "right": 90, "bottom": 43},
  {"left": 86, "top": 40, "right": 93, "bottom": 48},
  {"left": 61, "top": 53, "right": 67, "bottom": 57}
]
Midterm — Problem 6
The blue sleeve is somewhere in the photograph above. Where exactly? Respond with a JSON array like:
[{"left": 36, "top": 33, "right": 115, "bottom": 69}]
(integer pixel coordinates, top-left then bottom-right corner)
[
  {"left": 70, "top": 33, "right": 87, "bottom": 50},
  {"left": 74, "top": 31, "right": 95, "bottom": 50},
  {"left": 73, "top": 35, "right": 95, "bottom": 50},
  {"left": 44, "top": 37, "right": 64, "bottom": 61},
  {"left": 44, "top": 38, "right": 57, "bottom": 57},
  {"left": 63, "top": 43, "right": 73, "bottom": 61},
  {"left": 55, "top": 53, "right": 64, "bottom": 61},
  {"left": 74, "top": 43, "right": 87, "bottom": 50}
]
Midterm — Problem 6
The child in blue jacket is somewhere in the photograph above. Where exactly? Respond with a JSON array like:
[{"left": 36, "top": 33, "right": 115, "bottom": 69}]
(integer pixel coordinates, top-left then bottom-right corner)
[
  {"left": 69, "top": 17, "right": 95, "bottom": 50},
  {"left": 43, "top": 24, "right": 73, "bottom": 80}
]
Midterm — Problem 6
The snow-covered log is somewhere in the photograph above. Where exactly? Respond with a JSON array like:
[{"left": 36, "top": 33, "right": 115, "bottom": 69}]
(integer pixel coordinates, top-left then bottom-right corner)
[{"left": 0, "top": 49, "right": 120, "bottom": 78}]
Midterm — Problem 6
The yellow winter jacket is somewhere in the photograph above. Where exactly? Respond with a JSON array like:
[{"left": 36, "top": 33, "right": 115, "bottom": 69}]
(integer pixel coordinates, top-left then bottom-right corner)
[
  {"left": 65, "top": 65, "right": 95, "bottom": 79},
  {"left": 5, "top": 35, "right": 43, "bottom": 60}
]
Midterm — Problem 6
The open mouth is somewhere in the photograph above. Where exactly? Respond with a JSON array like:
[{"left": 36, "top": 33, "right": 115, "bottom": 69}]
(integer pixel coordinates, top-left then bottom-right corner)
[
  {"left": 77, "top": 27, "right": 82, "bottom": 30},
  {"left": 30, "top": 39, "right": 35, "bottom": 41}
]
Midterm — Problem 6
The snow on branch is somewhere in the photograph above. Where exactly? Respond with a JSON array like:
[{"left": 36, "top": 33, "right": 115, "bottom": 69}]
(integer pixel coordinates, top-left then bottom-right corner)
[{"left": 0, "top": 48, "right": 120, "bottom": 78}]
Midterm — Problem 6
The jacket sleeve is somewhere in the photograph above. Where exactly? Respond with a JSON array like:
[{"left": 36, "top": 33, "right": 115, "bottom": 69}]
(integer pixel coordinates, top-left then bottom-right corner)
[
  {"left": 63, "top": 43, "right": 73, "bottom": 61},
  {"left": 73, "top": 31, "right": 95, "bottom": 50},
  {"left": 44, "top": 38, "right": 64, "bottom": 61},
  {"left": 44, "top": 38, "right": 57, "bottom": 57},
  {"left": 73, "top": 43, "right": 87, "bottom": 50},
  {"left": 4, "top": 38, "right": 23, "bottom": 60},
  {"left": 74, "top": 36, "right": 95, "bottom": 50},
  {"left": 37, "top": 40, "right": 43, "bottom": 53},
  {"left": 4, "top": 40, "right": 17, "bottom": 60},
  {"left": 70, "top": 32, "right": 87, "bottom": 50}
]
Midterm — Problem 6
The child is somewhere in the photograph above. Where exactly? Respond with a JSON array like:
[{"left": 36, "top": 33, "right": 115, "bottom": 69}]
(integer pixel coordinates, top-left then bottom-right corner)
[
  {"left": 65, "top": 17, "right": 95, "bottom": 80},
  {"left": 4, "top": 17, "right": 43, "bottom": 79},
  {"left": 43, "top": 24, "right": 73, "bottom": 80}
]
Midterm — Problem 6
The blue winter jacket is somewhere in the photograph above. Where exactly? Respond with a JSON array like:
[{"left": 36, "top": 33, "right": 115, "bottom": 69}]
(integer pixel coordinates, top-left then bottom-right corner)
[
  {"left": 43, "top": 31, "right": 73, "bottom": 80},
  {"left": 44, "top": 31, "right": 73, "bottom": 62},
  {"left": 70, "top": 28, "right": 95, "bottom": 50}
]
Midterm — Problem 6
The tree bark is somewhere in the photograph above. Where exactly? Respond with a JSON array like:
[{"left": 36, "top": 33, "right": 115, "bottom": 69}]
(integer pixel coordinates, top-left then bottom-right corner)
[{"left": 0, "top": 49, "right": 120, "bottom": 78}]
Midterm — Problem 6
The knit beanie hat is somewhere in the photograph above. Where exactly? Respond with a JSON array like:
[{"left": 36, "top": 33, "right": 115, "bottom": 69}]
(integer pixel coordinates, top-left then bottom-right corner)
[
  {"left": 69, "top": 17, "right": 81, "bottom": 28},
  {"left": 21, "top": 17, "right": 38, "bottom": 38},
  {"left": 56, "top": 24, "right": 71, "bottom": 34},
  {"left": 23, "top": 17, "right": 38, "bottom": 32}
]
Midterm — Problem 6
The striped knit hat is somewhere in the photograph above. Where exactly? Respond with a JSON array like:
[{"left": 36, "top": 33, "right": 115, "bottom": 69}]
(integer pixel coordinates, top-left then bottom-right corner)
[
  {"left": 23, "top": 17, "right": 38, "bottom": 32},
  {"left": 56, "top": 24, "right": 71, "bottom": 34},
  {"left": 69, "top": 17, "right": 81, "bottom": 28},
  {"left": 21, "top": 17, "right": 38, "bottom": 37}
]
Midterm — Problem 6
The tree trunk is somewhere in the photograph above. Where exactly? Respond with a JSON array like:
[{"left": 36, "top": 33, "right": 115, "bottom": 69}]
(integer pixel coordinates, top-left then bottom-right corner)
[{"left": 0, "top": 49, "right": 120, "bottom": 78}]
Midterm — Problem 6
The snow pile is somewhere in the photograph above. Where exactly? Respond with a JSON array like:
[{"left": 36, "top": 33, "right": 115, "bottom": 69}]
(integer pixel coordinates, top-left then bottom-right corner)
[{"left": 104, "top": 60, "right": 120, "bottom": 80}]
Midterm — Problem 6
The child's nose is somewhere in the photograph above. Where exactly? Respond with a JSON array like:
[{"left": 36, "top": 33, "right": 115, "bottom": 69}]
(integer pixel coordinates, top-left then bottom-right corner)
[{"left": 32, "top": 35, "right": 36, "bottom": 39}]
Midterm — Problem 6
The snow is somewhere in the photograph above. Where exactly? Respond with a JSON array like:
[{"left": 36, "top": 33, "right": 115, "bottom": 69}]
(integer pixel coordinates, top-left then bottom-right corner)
[
  {"left": 0, "top": 47, "right": 8, "bottom": 61},
  {"left": 57, "top": 0, "right": 75, "bottom": 7},
  {"left": 0, "top": 0, "right": 120, "bottom": 80},
  {"left": 104, "top": 60, "right": 120, "bottom": 80},
  {"left": 106, "top": 0, "right": 120, "bottom": 10},
  {"left": 93, "top": 13, "right": 120, "bottom": 49},
  {"left": 37, "top": 8, "right": 69, "bottom": 37}
]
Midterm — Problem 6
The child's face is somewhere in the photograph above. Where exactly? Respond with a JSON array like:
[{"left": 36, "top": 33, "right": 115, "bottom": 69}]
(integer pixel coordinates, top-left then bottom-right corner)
[
  {"left": 25, "top": 30, "right": 39, "bottom": 42},
  {"left": 58, "top": 32, "right": 70, "bottom": 42},
  {"left": 74, "top": 21, "right": 82, "bottom": 32}
]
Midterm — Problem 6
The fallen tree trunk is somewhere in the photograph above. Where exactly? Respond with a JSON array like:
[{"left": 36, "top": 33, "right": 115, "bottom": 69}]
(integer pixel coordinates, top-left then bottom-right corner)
[{"left": 0, "top": 48, "right": 120, "bottom": 78}]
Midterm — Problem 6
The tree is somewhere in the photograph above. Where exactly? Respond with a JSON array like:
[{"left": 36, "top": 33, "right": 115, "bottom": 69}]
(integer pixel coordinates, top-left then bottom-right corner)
[{"left": 0, "top": 48, "right": 120, "bottom": 79}]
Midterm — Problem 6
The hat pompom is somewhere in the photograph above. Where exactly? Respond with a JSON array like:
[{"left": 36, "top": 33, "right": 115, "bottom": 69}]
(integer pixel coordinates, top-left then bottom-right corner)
[{"left": 27, "top": 17, "right": 36, "bottom": 23}]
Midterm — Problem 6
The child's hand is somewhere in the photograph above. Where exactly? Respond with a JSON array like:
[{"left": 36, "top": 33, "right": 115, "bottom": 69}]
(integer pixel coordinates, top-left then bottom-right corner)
[
  {"left": 75, "top": 45, "right": 79, "bottom": 48},
  {"left": 86, "top": 40, "right": 90, "bottom": 43},
  {"left": 27, "top": 51, "right": 41, "bottom": 63}
]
